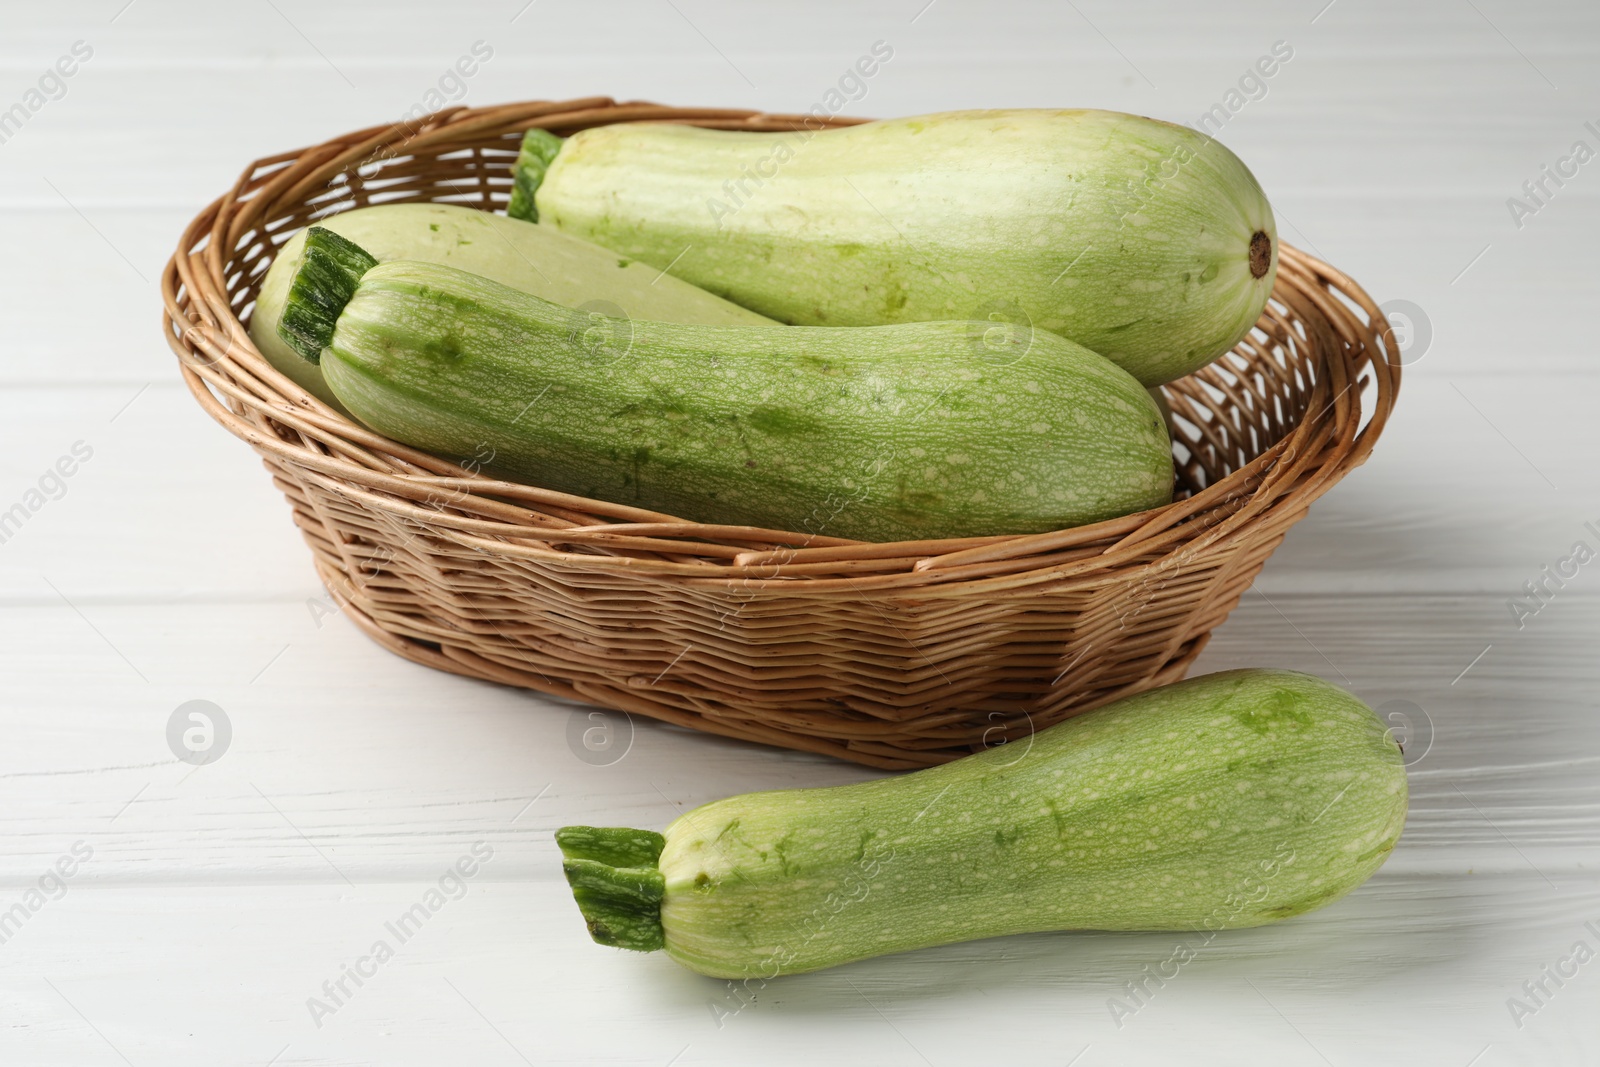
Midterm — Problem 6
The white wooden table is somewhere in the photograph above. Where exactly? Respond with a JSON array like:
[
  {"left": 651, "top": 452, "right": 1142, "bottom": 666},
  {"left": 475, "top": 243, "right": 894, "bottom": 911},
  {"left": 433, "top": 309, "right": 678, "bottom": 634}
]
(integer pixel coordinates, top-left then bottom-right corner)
[{"left": 3, "top": 1, "right": 1596, "bottom": 1063}]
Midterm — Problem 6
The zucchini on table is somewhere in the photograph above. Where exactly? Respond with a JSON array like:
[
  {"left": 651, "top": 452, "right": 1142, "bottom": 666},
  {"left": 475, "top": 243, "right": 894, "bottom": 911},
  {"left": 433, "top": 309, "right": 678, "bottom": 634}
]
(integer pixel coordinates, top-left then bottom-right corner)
[
  {"left": 249, "top": 202, "right": 771, "bottom": 410},
  {"left": 277, "top": 227, "right": 1172, "bottom": 542},
  {"left": 510, "top": 109, "right": 1279, "bottom": 386},
  {"left": 558, "top": 669, "right": 1408, "bottom": 978}
]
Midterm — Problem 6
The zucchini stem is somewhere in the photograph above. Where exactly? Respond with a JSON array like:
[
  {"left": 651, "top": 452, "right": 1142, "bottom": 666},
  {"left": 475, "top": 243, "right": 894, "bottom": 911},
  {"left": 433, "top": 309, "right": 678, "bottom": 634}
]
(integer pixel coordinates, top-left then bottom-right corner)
[
  {"left": 506, "top": 128, "right": 565, "bottom": 223},
  {"left": 557, "top": 825, "right": 666, "bottom": 952},
  {"left": 556, "top": 825, "right": 665, "bottom": 867},
  {"left": 277, "top": 227, "right": 379, "bottom": 364}
]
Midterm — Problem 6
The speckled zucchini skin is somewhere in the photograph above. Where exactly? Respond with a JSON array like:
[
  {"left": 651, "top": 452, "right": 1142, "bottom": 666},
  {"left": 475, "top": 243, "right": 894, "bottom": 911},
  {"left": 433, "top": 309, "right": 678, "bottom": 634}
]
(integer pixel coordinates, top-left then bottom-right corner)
[
  {"left": 646, "top": 669, "right": 1406, "bottom": 977},
  {"left": 249, "top": 203, "right": 770, "bottom": 411},
  {"left": 526, "top": 109, "right": 1279, "bottom": 386},
  {"left": 318, "top": 260, "right": 1172, "bottom": 542}
]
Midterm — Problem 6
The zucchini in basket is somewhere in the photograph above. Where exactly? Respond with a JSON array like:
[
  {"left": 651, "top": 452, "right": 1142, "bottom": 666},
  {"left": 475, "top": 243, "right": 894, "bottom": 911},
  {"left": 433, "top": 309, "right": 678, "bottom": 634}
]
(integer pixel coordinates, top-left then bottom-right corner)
[
  {"left": 276, "top": 227, "right": 1172, "bottom": 542},
  {"left": 249, "top": 202, "right": 771, "bottom": 410},
  {"left": 509, "top": 109, "right": 1279, "bottom": 386}
]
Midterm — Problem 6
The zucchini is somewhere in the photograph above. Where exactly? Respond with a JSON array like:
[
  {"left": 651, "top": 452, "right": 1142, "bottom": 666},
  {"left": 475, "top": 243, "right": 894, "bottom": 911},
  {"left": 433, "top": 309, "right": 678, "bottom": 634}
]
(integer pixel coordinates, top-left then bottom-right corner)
[
  {"left": 511, "top": 109, "right": 1278, "bottom": 385},
  {"left": 558, "top": 669, "right": 1408, "bottom": 978},
  {"left": 279, "top": 228, "right": 1172, "bottom": 542},
  {"left": 249, "top": 203, "right": 771, "bottom": 409}
]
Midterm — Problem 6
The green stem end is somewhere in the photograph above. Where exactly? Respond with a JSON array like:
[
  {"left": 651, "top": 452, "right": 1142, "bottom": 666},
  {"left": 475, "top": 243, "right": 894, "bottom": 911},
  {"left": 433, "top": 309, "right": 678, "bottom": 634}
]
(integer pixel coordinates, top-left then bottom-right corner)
[
  {"left": 556, "top": 825, "right": 666, "bottom": 952},
  {"left": 277, "top": 226, "right": 379, "bottom": 364},
  {"left": 506, "top": 128, "right": 564, "bottom": 223}
]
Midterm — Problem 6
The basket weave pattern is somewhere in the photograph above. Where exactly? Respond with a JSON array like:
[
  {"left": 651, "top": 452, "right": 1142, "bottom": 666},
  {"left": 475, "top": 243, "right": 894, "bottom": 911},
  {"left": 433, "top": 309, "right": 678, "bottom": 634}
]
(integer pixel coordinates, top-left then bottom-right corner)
[{"left": 163, "top": 98, "right": 1399, "bottom": 769}]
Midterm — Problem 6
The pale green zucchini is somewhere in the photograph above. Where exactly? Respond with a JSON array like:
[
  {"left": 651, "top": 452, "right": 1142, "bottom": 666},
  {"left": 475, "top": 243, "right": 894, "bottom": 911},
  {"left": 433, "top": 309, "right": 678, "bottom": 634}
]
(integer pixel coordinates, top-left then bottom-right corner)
[
  {"left": 248, "top": 202, "right": 771, "bottom": 409},
  {"left": 511, "top": 109, "right": 1279, "bottom": 385},
  {"left": 278, "top": 228, "right": 1172, "bottom": 542},
  {"left": 558, "top": 669, "right": 1408, "bottom": 978}
]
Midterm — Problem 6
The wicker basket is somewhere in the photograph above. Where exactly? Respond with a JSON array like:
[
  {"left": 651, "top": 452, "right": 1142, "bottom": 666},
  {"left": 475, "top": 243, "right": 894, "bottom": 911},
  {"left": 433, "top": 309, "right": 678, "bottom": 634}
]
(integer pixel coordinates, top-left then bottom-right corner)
[{"left": 162, "top": 97, "right": 1399, "bottom": 769}]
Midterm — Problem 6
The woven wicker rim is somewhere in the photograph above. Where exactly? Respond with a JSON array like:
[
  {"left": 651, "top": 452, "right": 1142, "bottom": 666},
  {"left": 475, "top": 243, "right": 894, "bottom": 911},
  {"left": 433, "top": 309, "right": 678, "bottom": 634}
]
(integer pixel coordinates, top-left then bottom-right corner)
[{"left": 160, "top": 97, "right": 1400, "bottom": 768}]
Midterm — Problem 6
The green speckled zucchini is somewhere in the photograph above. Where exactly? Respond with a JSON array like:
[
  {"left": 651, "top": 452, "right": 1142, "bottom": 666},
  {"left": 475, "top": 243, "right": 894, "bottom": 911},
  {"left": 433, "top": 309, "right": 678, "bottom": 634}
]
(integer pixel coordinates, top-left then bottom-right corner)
[
  {"left": 557, "top": 669, "right": 1408, "bottom": 977},
  {"left": 277, "top": 228, "right": 1172, "bottom": 543},
  {"left": 249, "top": 202, "right": 771, "bottom": 410},
  {"left": 511, "top": 109, "right": 1278, "bottom": 385}
]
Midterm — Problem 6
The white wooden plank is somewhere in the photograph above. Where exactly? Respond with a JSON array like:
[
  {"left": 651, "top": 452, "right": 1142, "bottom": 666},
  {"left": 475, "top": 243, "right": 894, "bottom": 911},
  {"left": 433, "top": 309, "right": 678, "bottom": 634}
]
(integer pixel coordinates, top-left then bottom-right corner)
[{"left": 0, "top": 873, "right": 1594, "bottom": 1066}]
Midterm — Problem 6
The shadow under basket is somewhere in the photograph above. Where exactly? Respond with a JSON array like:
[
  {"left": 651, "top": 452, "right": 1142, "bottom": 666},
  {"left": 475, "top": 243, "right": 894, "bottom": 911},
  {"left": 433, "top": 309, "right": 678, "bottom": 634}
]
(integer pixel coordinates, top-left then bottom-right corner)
[{"left": 162, "top": 97, "right": 1401, "bottom": 770}]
